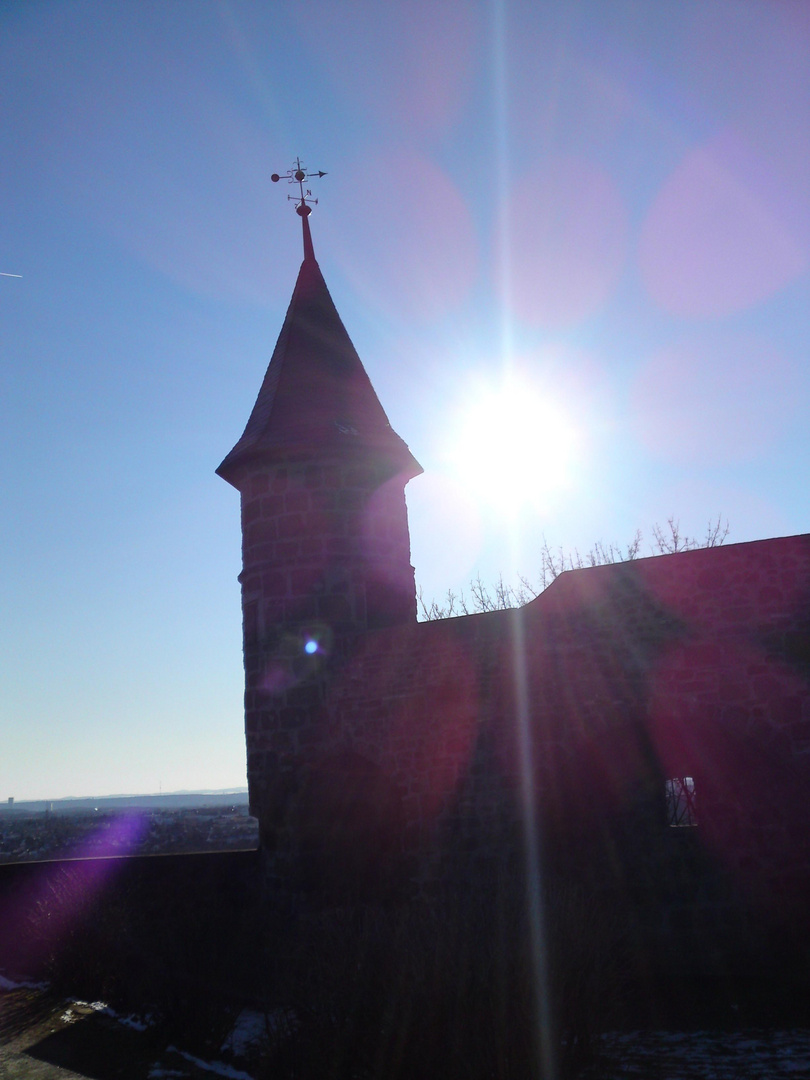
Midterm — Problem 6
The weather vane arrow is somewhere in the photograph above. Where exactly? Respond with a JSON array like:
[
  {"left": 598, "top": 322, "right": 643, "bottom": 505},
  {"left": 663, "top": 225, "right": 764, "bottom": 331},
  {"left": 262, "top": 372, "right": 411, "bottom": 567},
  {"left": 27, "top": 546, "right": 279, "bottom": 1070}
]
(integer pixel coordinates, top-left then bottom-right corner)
[{"left": 271, "top": 157, "right": 327, "bottom": 217}]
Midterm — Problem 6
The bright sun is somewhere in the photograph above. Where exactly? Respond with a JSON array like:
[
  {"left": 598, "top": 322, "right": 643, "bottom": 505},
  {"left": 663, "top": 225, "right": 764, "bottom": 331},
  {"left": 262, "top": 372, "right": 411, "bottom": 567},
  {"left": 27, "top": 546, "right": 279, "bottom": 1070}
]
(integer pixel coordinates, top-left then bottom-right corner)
[{"left": 443, "top": 373, "right": 580, "bottom": 516}]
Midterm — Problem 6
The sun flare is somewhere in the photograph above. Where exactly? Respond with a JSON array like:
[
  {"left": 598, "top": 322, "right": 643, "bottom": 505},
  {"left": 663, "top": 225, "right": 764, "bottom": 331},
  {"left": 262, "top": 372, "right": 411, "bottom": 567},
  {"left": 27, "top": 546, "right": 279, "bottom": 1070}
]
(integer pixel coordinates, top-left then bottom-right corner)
[{"left": 444, "top": 373, "right": 580, "bottom": 515}]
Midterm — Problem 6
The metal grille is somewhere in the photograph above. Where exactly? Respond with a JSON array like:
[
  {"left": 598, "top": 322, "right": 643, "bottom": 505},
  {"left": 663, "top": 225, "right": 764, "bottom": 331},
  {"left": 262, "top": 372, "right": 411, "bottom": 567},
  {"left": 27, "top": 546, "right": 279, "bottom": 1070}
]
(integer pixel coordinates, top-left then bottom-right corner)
[{"left": 665, "top": 776, "right": 697, "bottom": 827}]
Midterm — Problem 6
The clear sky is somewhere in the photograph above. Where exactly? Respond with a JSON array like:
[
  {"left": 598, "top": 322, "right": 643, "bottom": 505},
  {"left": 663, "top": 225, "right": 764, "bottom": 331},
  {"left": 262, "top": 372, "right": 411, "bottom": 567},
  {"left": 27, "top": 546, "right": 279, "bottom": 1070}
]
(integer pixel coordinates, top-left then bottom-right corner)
[{"left": 2, "top": 1, "right": 808, "bottom": 800}]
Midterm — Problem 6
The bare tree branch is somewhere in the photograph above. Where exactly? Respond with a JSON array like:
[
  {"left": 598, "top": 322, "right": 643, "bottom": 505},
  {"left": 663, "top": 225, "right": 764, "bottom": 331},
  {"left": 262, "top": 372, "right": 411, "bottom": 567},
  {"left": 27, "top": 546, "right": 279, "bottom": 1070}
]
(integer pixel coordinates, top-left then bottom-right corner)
[{"left": 419, "top": 518, "right": 729, "bottom": 620}]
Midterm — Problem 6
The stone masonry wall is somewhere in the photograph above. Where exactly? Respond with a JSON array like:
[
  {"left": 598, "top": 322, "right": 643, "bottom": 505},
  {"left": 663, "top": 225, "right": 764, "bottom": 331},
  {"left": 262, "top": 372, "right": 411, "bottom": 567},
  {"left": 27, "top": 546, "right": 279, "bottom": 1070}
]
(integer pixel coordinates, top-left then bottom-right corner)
[
  {"left": 238, "top": 451, "right": 416, "bottom": 826},
  {"left": 250, "top": 535, "right": 810, "bottom": 939}
]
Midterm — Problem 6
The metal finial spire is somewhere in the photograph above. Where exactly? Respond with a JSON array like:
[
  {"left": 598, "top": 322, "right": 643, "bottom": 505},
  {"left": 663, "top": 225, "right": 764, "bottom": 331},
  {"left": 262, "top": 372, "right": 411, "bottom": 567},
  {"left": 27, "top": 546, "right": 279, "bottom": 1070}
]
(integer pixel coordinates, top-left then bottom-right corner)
[{"left": 271, "top": 158, "right": 327, "bottom": 260}]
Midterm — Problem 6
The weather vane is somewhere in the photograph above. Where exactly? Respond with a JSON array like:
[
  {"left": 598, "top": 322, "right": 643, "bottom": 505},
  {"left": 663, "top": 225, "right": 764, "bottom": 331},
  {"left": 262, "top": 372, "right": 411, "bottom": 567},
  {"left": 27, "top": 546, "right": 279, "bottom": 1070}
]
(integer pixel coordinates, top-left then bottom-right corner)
[{"left": 271, "top": 157, "right": 327, "bottom": 217}]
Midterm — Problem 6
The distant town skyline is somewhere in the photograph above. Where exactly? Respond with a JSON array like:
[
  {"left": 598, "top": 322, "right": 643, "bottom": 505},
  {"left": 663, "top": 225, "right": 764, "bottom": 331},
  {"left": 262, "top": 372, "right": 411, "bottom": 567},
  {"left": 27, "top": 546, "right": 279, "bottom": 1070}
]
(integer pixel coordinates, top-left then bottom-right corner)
[
  {"left": 2, "top": 787, "right": 248, "bottom": 812},
  {"left": 3, "top": 1, "right": 809, "bottom": 799}
]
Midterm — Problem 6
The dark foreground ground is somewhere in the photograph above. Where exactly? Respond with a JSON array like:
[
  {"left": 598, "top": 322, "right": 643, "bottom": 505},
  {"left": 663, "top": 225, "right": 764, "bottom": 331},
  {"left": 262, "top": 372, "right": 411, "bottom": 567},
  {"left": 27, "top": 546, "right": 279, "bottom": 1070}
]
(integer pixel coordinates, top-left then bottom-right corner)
[
  {"left": 3, "top": 979, "right": 810, "bottom": 1080},
  {"left": 2, "top": 852, "right": 809, "bottom": 1078}
]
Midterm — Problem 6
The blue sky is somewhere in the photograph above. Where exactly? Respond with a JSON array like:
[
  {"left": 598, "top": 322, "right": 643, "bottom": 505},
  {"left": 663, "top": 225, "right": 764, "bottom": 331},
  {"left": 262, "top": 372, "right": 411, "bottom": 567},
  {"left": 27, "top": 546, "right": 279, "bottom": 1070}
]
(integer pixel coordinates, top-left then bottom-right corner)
[{"left": 2, "top": 0, "right": 808, "bottom": 800}]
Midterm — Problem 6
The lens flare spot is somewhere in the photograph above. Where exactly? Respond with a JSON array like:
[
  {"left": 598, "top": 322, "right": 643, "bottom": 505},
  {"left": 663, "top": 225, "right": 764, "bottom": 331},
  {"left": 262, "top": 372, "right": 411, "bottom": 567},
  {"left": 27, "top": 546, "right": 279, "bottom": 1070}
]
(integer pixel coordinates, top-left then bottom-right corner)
[
  {"left": 630, "top": 333, "right": 801, "bottom": 465},
  {"left": 640, "top": 126, "right": 807, "bottom": 317},
  {"left": 325, "top": 145, "right": 478, "bottom": 323}
]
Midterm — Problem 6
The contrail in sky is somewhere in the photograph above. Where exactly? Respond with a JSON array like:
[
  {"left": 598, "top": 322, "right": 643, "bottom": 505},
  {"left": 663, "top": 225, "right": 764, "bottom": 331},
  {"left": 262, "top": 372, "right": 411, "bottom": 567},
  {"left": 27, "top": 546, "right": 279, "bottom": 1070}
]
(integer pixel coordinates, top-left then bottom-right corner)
[{"left": 1, "top": 272, "right": 22, "bottom": 277}]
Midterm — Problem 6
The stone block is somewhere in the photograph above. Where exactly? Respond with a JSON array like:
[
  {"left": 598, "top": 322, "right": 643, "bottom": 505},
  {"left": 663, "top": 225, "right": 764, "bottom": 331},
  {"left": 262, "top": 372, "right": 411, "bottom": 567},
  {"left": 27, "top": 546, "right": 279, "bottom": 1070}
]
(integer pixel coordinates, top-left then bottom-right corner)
[
  {"left": 274, "top": 540, "right": 300, "bottom": 562},
  {"left": 291, "top": 568, "right": 318, "bottom": 594},
  {"left": 278, "top": 513, "right": 304, "bottom": 539},
  {"left": 305, "top": 465, "right": 323, "bottom": 489},
  {"left": 260, "top": 494, "right": 285, "bottom": 517},
  {"left": 242, "top": 499, "right": 261, "bottom": 525},
  {"left": 261, "top": 571, "right": 287, "bottom": 597},
  {"left": 285, "top": 490, "right": 311, "bottom": 513},
  {"left": 300, "top": 537, "right": 325, "bottom": 558},
  {"left": 247, "top": 541, "right": 275, "bottom": 564},
  {"left": 247, "top": 520, "right": 278, "bottom": 545}
]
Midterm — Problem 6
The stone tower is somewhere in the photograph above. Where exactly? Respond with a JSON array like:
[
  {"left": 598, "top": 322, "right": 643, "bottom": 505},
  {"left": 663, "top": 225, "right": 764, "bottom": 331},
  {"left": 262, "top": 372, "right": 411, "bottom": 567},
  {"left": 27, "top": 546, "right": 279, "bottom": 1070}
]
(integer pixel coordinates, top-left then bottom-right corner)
[{"left": 217, "top": 200, "right": 421, "bottom": 885}]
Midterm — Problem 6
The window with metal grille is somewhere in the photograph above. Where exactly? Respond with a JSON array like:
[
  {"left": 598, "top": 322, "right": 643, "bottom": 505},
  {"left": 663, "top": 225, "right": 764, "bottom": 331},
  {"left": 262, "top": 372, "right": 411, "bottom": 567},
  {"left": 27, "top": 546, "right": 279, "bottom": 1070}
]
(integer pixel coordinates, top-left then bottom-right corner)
[{"left": 665, "top": 776, "right": 697, "bottom": 827}]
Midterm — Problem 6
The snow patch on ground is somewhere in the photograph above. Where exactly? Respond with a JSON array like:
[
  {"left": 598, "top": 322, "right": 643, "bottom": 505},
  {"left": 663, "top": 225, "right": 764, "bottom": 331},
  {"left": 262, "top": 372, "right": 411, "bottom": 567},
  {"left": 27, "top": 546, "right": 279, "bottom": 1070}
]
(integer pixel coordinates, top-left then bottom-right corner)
[
  {"left": 114, "top": 1011, "right": 153, "bottom": 1032},
  {"left": 60, "top": 999, "right": 108, "bottom": 1023},
  {"left": 98, "top": 1002, "right": 155, "bottom": 1031},
  {"left": 599, "top": 1029, "right": 810, "bottom": 1079}
]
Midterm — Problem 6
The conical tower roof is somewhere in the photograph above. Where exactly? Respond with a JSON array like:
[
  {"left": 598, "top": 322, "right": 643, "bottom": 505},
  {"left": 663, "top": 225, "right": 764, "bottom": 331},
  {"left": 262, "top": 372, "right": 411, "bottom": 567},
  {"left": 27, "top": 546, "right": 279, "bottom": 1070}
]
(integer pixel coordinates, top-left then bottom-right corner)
[{"left": 217, "top": 214, "right": 421, "bottom": 489}]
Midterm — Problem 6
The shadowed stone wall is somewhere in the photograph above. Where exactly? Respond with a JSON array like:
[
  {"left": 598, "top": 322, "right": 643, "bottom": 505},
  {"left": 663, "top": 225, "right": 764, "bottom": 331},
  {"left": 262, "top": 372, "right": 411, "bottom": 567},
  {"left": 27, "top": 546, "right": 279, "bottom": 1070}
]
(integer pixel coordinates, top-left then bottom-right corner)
[
  {"left": 237, "top": 452, "right": 416, "bottom": 826},
  {"left": 248, "top": 534, "right": 810, "bottom": 982}
]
